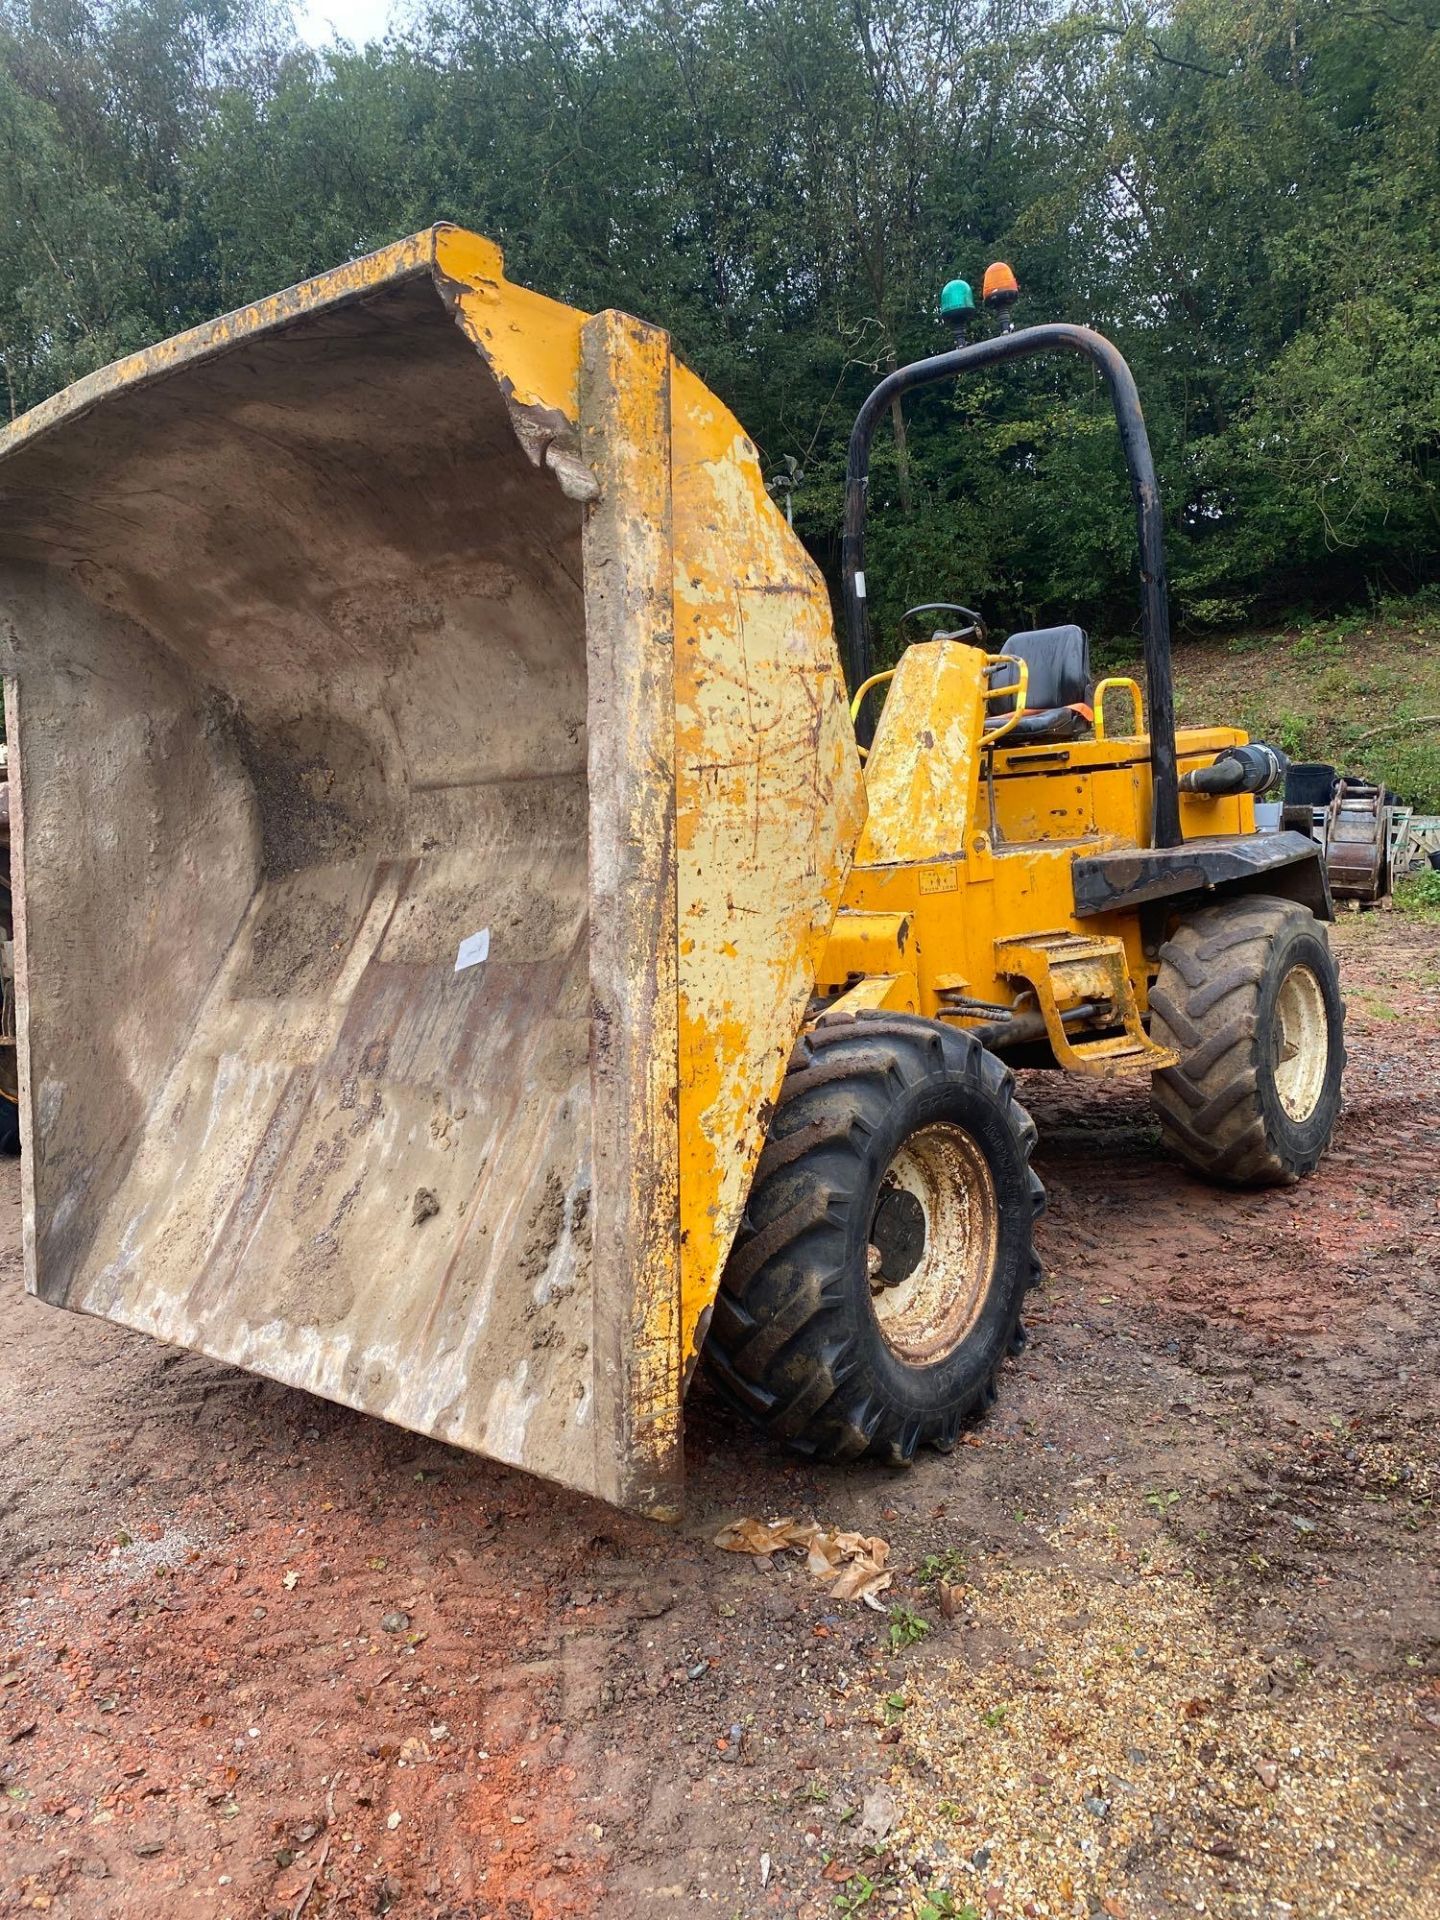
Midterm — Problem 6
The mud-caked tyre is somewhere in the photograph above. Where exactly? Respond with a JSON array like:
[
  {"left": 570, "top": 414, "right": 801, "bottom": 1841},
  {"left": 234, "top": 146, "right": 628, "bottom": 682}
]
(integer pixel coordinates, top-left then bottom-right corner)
[
  {"left": 1149, "top": 894, "right": 1344, "bottom": 1187},
  {"left": 702, "top": 1012, "right": 1044, "bottom": 1466}
]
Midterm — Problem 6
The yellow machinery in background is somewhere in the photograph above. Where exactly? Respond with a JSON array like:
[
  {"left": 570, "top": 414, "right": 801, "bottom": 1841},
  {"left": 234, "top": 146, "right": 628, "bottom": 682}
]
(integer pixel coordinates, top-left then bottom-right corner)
[{"left": 0, "top": 230, "right": 1343, "bottom": 1515}]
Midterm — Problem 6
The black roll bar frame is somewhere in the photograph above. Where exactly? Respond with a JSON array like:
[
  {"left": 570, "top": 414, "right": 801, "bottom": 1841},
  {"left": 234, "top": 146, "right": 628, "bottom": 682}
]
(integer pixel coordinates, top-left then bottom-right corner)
[{"left": 839, "top": 323, "right": 1182, "bottom": 850}]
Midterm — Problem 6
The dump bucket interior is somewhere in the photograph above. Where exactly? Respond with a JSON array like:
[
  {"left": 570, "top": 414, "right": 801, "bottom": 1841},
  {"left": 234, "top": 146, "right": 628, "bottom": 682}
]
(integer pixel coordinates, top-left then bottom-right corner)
[{"left": 0, "top": 229, "right": 865, "bottom": 1515}]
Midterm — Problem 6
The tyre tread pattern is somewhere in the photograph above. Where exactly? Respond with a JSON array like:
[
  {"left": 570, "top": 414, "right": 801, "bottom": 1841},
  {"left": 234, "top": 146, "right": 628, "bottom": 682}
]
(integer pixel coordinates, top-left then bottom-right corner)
[
  {"left": 704, "top": 1011, "right": 1042, "bottom": 1466},
  {"left": 1149, "top": 895, "right": 1344, "bottom": 1187}
]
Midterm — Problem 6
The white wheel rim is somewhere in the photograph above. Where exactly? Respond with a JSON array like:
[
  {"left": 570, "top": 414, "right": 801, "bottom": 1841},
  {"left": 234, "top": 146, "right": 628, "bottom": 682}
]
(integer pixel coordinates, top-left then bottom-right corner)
[
  {"left": 1273, "top": 963, "right": 1329, "bottom": 1123},
  {"left": 867, "top": 1122, "right": 999, "bottom": 1364}
]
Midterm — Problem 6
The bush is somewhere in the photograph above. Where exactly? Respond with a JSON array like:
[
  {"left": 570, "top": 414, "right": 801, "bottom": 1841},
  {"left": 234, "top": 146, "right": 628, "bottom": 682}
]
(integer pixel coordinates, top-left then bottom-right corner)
[{"left": 1395, "top": 869, "right": 1440, "bottom": 920}]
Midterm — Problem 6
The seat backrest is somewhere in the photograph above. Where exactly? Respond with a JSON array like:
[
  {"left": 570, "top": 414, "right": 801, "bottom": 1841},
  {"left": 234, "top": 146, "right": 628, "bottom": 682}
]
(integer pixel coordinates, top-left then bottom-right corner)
[{"left": 990, "top": 624, "right": 1091, "bottom": 714}]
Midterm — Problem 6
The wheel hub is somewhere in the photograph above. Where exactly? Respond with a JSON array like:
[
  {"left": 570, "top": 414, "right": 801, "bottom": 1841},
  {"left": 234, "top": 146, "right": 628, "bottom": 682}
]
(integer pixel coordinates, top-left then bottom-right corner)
[
  {"left": 870, "top": 1186, "right": 927, "bottom": 1287},
  {"left": 867, "top": 1122, "right": 999, "bottom": 1364},
  {"left": 1273, "top": 963, "right": 1328, "bottom": 1122}
]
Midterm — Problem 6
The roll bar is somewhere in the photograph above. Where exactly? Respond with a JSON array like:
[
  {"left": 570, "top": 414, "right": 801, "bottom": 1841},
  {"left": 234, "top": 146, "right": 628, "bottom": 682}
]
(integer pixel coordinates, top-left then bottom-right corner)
[{"left": 840, "top": 324, "right": 1182, "bottom": 850}]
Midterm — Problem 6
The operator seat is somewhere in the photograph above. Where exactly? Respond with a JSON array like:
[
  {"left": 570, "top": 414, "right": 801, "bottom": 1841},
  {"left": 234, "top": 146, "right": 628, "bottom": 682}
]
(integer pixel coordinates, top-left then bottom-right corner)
[{"left": 984, "top": 624, "right": 1093, "bottom": 745}]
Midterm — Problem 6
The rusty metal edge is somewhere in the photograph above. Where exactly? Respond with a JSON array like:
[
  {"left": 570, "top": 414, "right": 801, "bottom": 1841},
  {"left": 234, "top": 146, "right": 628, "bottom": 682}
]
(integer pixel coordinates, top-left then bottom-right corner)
[
  {"left": 0, "top": 229, "right": 444, "bottom": 463},
  {"left": 6, "top": 671, "right": 37, "bottom": 1291},
  {"left": 579, "top": 310, "right": 683, "bottom": 1521},
  {"left": 1071, "top": 832, "right": 1333, "bottom": 920}
]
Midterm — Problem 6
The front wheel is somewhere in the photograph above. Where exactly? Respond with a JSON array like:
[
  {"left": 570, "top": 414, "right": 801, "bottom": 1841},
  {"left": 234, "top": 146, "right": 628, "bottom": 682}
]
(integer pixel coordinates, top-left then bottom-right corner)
[
  {"left": 703, "top": 1013, "right": 1044, "bottom": 1465},
  {"left": 1148, "top": 895, "right": 1345, "bottom": 1186}
]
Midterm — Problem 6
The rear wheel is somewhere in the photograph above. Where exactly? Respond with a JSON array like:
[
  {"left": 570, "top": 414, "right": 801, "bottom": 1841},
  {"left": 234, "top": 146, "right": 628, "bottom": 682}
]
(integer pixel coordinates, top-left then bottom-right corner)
[
  {"left": 703, "top": 1013, "right": 1043, "bottom": 1465},
  {"left": 1148, "top": 894, "right": 1344, "bottom": 1186}
]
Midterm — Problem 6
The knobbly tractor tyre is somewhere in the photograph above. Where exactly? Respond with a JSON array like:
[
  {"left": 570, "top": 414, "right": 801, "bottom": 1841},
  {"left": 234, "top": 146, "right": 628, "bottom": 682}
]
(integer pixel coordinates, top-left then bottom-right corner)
[
  {"left": 703, "top": 1012, "right": 1044, "bottom": 1465},
  {"left": 1149, "top": 894, "right": 1344, "bottom": 1187}
]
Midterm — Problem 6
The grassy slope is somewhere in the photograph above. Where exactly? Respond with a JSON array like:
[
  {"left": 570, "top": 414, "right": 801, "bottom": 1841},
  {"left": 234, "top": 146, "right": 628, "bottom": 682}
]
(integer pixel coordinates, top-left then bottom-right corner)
[{"left": 1096, "top": 596, "right": 1440, "bottom": 814}]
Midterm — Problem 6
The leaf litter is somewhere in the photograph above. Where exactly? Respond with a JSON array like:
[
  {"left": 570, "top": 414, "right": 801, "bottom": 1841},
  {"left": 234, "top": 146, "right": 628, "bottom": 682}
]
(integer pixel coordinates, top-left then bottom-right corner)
[{"left": 712, "top": 1516, "right": 893, "bottom": 1607}]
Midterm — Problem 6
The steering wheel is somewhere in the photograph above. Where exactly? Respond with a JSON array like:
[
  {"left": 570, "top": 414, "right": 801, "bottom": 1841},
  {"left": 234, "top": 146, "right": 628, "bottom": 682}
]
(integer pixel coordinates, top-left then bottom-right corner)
[
  {"left": 851, "top": 601, "right": 995, "bottom": 748},
  {"left": 899, "top": 602, "right": 989, "bottom": 646}
]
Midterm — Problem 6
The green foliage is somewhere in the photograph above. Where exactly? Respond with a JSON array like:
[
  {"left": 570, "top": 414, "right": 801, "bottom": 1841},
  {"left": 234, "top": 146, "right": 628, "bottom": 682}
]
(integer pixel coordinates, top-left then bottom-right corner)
[
  {"left": 1396, "top": 869, "right": 1440, "bottom": 922},
  {"left": 918, "top": 1892, "right": 982, "bottom": 1920},
  {"left": 915, "top": 1546, "right": 966, "bottom": 1586},
  {"left": 1, "top": 0, "right": 1437, "bottom": 636},
  {"left": 887, "top": 1606, "right": 931, "bottom": 1653},
  {"left": 1367, "top": 736, "right": 1440, "bottom": 817},
  {"left": 1271, "top": 712, "right": 1312, "bottom": 762},
  {"left": 834, "top": 1872, "right": 881, "bottom": 1915},
  {"left": 1160, "top": 589, "right": 1440, "bottom": 814}
]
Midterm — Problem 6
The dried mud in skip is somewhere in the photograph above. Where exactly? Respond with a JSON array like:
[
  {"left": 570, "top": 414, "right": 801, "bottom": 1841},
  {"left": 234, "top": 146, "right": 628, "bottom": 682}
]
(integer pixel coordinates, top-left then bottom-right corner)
[{"left": 2, "top": 914, "right": 1436, "bottom": 1920}]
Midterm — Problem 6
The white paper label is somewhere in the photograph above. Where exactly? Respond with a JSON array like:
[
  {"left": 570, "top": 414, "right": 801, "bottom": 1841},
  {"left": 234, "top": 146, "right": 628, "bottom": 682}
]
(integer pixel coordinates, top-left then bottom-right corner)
[
  {"left": 854, "top": 570, "right": 867, "bottom": 600},
  {"left": 454, "top": 928, "right": 491, "bottom": 972}
]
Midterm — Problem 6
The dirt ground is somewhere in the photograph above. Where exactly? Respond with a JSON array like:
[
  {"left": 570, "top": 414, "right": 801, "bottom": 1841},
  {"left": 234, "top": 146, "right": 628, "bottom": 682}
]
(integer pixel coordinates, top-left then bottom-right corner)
[{"left": 2, "top": 913, "right": 1437, "bottom": 1920}]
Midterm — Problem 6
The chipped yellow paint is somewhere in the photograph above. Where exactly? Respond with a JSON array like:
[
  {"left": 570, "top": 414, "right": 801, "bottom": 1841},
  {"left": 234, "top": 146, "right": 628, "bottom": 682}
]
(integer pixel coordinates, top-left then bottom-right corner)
[
  {"left": 815, "top": 911, "right": 912, "bottom": 989},
  {"left": 425, "top": 231, "right": 868, "bottom": 1377},
  {"left": 993, "top": 934, "right": 1179, "bottom": 1073},
  {"left": 0, "top": 225, "right": 591, "bottom": 473},
  {"left": 818, "top": 973, "right": 919, "bottom": 1017},
  {"left": 855, "top": 641, "right": 987, "bottom": 866},
  {"left": 449, "top": 243, "right": 865, "bottom": 1406},
  {"left": 429, "top": 234, "right": 867, "bottom": 1381},
  {"left": 434, "top": 225, "right": 586, "bottom": 418},
  {"left": 841, "top": 638, "right": 1258, "bottom": 1033},
  {"left": 669, "top": 362, "right": 866, "bottom": 1363},
  {"left": 0, "top": 232, "right": 435, "bottom": 461}
]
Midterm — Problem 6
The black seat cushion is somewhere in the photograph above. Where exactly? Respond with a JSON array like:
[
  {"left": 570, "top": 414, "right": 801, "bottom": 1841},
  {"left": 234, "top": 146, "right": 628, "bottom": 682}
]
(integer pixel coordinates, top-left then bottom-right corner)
[
  {"left": 989, "top": 624, "right": 1091, "bottom": 714},
  {"left": 1003, "top": 704, "right": 1092, "bottom": 744}
]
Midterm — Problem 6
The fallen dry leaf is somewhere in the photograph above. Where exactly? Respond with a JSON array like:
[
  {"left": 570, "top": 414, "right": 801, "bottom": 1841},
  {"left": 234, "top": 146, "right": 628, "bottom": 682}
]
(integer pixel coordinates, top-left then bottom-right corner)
[
  {"left": 713, "top": 1515, "right": 811, "bottom": 1557},
  {"left": 713, "top": 1517, "right": 891, "bottom": 1604}
]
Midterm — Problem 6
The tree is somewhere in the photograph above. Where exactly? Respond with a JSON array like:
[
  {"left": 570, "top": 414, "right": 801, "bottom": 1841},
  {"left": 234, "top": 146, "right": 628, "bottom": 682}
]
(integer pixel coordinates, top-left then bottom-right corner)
[{"left": 2, "top": 0, "right": 1437, "bottom": 636}]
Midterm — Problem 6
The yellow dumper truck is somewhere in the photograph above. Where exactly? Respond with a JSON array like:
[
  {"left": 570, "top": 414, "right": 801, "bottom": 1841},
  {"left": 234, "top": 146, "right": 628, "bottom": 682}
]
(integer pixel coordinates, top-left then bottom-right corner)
[{"left": 0, "top": 228, "right": 1342, "bottom": 1517}]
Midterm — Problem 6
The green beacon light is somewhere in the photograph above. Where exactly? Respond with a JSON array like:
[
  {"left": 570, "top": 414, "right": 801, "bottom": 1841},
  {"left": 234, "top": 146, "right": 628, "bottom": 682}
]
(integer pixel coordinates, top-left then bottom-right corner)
[{"left": 940, "top": 276, "right": 976, "bottom": 346}]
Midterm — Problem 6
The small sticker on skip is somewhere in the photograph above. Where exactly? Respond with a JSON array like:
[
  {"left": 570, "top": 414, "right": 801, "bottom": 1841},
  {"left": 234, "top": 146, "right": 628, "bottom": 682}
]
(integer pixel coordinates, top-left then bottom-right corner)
[{"left": 455, "top": 929, "right": 491, "bottom": 972}]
